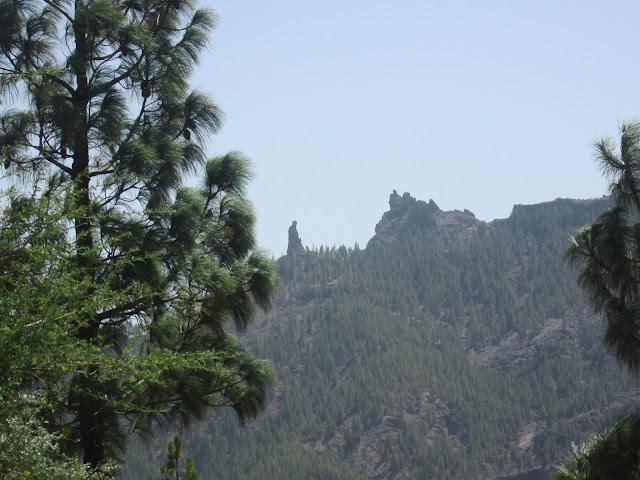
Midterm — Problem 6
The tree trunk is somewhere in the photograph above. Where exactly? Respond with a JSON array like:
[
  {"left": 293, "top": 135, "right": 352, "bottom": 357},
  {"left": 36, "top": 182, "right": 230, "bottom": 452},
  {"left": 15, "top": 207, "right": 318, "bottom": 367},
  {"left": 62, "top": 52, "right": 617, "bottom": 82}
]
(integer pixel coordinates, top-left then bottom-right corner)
[{"left": 72, "top": 14, "right": 106, "bottom": 470}]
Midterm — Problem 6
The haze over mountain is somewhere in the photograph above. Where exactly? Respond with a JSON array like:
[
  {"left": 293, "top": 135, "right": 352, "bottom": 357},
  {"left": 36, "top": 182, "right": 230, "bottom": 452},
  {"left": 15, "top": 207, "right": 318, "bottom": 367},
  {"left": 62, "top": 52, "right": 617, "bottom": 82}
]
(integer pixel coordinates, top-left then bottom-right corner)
[
  {"left": 123, "top": 191, "right": 637, "bottom": 480},
  {"left": 201, "top": 2, "right": 638, "bottom": 257}
]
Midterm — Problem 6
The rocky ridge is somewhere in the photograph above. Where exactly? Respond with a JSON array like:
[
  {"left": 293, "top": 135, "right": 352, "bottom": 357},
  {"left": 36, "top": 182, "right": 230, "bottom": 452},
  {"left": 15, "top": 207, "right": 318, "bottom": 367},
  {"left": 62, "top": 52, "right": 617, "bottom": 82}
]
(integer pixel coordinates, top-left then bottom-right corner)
[{"left": 369, "top": 190, "right": 479, "bottom": 245}]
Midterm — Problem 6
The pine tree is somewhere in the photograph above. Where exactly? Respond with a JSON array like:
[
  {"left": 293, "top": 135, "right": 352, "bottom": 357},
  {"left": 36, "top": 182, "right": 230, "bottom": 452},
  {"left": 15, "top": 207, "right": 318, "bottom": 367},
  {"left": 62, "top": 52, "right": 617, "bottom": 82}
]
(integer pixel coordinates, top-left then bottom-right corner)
[
  {"left": 566, "top": 122, "right": 640, "bottom": 372},
  {"left": 160, "top": 435, "right": 201, "bottom": 480},
  {"left": 0, "top": 0, "right": 276, "bottom": 471},
  {"left": 552, "top": 415, "right": 640, "bottom": 480},
  {"left": 560, "top": 122, "right": 640, "bottom": 478}
]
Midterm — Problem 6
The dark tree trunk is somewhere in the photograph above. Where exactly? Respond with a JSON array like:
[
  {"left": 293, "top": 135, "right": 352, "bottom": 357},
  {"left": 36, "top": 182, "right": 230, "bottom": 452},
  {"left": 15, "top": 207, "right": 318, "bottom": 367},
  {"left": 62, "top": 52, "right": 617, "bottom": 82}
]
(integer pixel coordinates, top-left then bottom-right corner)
[
  {"left": 72, "top": 14, "right": 107, "bottom": 470},
  {"left": 77, "top": 384, "right": 107, "bottom": 469}
]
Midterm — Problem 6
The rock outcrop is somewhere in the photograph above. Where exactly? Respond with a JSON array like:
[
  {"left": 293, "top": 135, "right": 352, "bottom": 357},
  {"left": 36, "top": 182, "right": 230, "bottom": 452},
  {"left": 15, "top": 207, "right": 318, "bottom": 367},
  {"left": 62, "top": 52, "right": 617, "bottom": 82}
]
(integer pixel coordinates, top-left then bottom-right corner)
[
  {"left": 369, "top": 190, "right": 479, "bottom": 244},
  {"left": 287, "top": 220, "right": 305, "bottom": 256}
]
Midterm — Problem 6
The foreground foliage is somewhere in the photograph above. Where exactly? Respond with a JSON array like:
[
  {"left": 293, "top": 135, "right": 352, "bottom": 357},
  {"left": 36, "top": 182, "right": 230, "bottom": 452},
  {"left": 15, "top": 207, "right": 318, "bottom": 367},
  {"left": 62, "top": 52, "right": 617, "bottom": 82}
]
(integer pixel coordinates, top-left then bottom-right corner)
[
  {"left": 552, "top": 414, "right": 640, "bottom": 480},
  {"left": 0, "top": 193, "right": 110, "bottom": 478},
  {"left": 558, "top": 123, "right": 640, "bottom": 478},
  {"left": 567, "top": 122, "right": 640, "bottom": 373},
  {"left": 0, "top": 394, "right": 118, "bottom": 479},
  {"left": 0, "top": 0, "right": 276, "bottom": 473}
]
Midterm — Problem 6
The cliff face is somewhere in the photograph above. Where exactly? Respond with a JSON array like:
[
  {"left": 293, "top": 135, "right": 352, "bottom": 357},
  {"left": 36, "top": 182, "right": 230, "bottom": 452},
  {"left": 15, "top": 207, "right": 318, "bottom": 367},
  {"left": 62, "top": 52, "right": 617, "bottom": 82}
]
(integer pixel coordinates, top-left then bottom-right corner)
[
  {"left": 369, "top": 190, "right": 479, "bottom": 245},
  {"left": 510, "top": 197, "right": 611, "bottom": 224},
  {"left": 370, "top": 193, "right": 611, "bottom": 247}
]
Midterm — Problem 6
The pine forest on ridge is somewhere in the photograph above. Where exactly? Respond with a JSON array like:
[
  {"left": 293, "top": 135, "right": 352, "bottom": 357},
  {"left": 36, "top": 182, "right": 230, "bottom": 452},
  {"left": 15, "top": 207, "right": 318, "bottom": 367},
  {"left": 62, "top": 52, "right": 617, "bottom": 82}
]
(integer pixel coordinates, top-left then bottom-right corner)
[{"left": 123, "top": 190, "right": 640, "bottom": 479}]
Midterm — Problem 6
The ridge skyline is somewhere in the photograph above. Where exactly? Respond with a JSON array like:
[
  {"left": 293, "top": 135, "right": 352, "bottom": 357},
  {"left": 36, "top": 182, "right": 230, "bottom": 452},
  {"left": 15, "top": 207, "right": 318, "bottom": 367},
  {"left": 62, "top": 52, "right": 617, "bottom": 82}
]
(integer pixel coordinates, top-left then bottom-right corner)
[{"left": 280, "top": 190, "right": 610, "bottom": 257}]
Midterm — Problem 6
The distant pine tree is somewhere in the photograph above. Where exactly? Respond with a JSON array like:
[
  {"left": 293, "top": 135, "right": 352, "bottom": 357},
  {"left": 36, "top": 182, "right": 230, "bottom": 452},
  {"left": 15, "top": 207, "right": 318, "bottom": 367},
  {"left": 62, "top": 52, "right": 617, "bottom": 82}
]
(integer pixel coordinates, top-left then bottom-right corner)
[{"left": 160, "top": 435, "right": 201, "bottom": 480}]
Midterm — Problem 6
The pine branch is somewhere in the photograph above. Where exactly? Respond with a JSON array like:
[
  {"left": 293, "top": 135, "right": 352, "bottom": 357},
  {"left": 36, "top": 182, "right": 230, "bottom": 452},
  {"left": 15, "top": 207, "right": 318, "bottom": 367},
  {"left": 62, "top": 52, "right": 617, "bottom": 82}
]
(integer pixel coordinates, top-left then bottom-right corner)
[{"left": 40, "top": 0, "right": 73, "bottom": 23}]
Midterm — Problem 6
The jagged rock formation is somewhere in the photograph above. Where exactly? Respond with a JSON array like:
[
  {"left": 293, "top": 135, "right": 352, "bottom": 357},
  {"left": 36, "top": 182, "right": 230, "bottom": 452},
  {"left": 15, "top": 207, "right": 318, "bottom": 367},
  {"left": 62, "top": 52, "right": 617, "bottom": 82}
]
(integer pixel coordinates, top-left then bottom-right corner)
[
  {"left": 369, "top": 190, "right": 479, "bottom": 244},
  {"left": 287, "top": 220, "right": 305, "bottom": 256}
]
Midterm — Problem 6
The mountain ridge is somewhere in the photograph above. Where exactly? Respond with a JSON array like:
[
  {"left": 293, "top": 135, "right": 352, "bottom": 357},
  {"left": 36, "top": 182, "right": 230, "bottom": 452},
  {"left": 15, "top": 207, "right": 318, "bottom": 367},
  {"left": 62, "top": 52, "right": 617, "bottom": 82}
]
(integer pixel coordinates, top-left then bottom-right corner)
[
  {"left": 287, "top": 191, "right": 611, "bottom": 254},
  {"left": 123, "top": 191, "right": 631, "bottom": 480}
]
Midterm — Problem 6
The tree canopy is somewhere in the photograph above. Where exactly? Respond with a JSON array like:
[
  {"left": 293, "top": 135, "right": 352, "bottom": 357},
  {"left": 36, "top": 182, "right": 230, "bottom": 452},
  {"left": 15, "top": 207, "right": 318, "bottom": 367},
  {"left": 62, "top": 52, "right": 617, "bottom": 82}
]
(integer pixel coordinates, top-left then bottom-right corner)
[
  {"left": 566, "top": 122, "right": 640, "bottom": 373},
  {"left": 560, "top": 122, "right": 640, "bottom": 478},
  {"left": 0, "top": 0, "right": 276, "bottom": 473}
]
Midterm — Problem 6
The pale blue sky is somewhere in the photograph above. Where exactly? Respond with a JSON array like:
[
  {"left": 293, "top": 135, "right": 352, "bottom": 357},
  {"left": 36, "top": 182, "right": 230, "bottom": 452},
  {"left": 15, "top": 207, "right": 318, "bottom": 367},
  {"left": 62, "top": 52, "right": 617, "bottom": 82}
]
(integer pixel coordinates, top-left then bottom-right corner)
[{"left": 192, "top": 1, "right": 639, "bottom": 256}]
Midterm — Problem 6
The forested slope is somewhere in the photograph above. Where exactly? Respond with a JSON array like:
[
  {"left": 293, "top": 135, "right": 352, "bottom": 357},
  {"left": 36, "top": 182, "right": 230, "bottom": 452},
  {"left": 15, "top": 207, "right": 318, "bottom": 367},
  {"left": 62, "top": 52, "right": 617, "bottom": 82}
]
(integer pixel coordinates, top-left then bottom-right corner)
[{"left": 124, "top": 192, "right": 639, "bottom": 479}]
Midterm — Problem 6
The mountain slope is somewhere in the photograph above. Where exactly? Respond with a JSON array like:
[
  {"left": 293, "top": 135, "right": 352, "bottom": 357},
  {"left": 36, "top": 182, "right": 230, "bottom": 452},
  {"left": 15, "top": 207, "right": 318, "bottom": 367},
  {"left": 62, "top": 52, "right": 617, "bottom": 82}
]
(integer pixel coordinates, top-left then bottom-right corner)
[{"left": 124, "top": 192, "right": 637, "bottom": 480}]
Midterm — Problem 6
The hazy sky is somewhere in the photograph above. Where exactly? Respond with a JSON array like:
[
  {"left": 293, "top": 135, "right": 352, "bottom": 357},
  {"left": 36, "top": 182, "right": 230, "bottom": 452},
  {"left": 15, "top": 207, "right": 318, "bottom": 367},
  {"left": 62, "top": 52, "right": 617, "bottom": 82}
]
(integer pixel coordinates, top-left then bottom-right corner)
[{"left": 192, "top": 1, "right": 639, "bottom": 257}]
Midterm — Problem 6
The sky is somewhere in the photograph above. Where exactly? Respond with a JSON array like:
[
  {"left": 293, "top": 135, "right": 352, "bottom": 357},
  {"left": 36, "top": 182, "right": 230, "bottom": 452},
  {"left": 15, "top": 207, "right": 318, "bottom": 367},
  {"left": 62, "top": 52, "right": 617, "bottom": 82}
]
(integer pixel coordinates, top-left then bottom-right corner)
[{"left": 191, "top": 0, "right": 640, "bottom": 257}]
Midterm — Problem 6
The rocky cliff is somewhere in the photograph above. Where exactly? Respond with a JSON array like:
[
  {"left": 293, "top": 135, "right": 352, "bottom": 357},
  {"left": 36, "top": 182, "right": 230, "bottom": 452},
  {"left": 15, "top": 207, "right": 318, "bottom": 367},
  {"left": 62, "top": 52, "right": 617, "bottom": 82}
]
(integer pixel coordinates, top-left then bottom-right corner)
[{"left": 369, "top": 190, "right": 479, "bottom": 245}]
